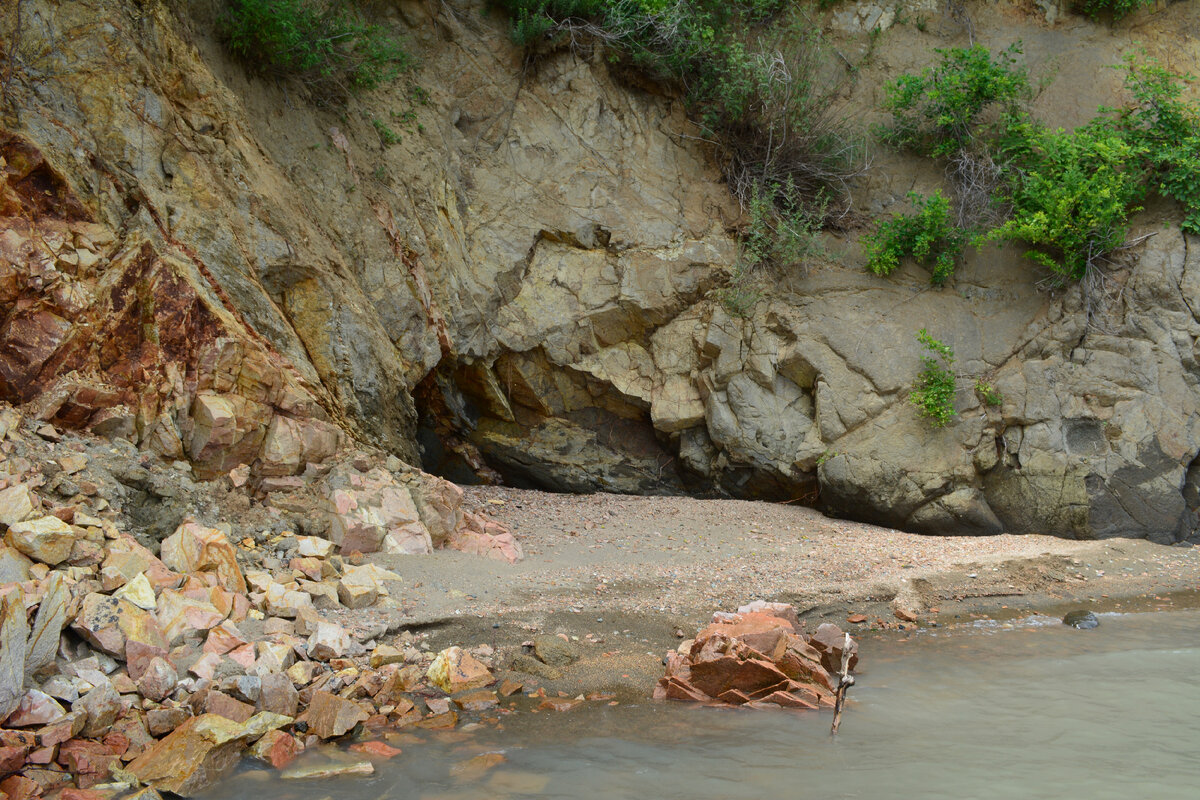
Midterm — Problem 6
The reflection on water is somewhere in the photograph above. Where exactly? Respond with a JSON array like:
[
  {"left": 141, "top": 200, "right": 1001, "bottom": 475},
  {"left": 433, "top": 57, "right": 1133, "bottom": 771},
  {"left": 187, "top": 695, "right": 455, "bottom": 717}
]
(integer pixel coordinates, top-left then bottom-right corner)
[{"left": 201, "top": 609, "right": 1200, "bottom": 800}]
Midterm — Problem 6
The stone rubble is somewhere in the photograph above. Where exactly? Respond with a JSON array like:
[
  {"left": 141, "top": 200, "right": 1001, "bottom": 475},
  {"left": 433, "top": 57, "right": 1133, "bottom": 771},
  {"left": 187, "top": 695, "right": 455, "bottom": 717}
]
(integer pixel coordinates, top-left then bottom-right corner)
[{"left": 0, "top": 405, "right": 525, "bottom": 796}]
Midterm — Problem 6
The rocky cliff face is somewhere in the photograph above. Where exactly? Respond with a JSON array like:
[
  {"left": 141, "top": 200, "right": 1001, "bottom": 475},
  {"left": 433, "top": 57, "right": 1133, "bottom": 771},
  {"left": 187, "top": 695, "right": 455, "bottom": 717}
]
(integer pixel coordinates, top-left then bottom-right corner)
[{"left": 3, "top": 0, "right": 1198, "bottom": 542}]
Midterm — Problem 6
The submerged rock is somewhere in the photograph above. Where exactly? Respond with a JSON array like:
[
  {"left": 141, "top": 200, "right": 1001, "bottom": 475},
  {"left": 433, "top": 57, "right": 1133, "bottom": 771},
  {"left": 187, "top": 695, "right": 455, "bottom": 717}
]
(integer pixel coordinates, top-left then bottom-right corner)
[{"left": 1063, "top": 610, "right": 1100, "bottom": 629}]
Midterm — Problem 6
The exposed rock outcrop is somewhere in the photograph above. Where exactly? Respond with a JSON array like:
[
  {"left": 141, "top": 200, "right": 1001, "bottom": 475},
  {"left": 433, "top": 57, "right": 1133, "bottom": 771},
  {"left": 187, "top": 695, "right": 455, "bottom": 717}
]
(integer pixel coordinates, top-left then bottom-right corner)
[{"left": 2, "top": 0, "right": 1199, "bottom": 542}]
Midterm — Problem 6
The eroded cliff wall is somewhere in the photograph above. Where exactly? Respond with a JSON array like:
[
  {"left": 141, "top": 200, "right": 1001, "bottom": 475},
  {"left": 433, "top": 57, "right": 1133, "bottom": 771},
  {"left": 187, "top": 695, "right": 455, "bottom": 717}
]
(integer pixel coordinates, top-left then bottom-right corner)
[{"left": 3, "top": 0, "right": 1199, "bottom": 542}]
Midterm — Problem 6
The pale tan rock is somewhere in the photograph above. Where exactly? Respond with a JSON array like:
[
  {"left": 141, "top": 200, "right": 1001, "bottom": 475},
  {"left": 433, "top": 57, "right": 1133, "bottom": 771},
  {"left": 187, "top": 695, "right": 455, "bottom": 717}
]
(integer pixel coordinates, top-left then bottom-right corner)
[
  {"left": 306, "top": 622, "right": 351, "bottom": 662},
  {"left": 281, "top": 759, "right": 374, "bottom": 779},
  {"left": 259, "top": 415, "right": 340, "bottom": 477},
  {"left": 101, "top": 535, "right": 178, "bottom": 592},
  {"left": 295, "top": 536, "right": 334, "bottom": 558},
  {"left": 6, "top": 516, "right": 76, "bottom": 565},
  {"left": 159, "top": 521, "right": 247, "bottom": 593},
  {"left": 0, "top": 545, "right": 34, "bottom": 583},
  {"left": 336, "top": 563, "right": 399, "bottom": 610},
  {"left": 426, "top": 647, "right": 494, "bottom": 694},
  {"left": 0, "top": 484, "right": 39, "bottom": 527},
  {"left": 253, "top": 641, "right": 295, "bottom": 674},
  {"left": 325, "top": 467, "right": 430, "bottom": 555},
  {"left": 156, "top": 589, "right": 225, "bottom": 646},
  {"left": 72, "top": 592, "right": 168, "bottom": 659},
  {"left": 261, "top": 581, "right": 315, "bottom": 618},
  {"left": 369, "top": 645, "right": 405, "bottom": 669},
  {"left": 297, "top": 580, "right": 341, "bottom": 610},
  {"left": 114, "top": 572, "right": 157, "bottom": 610},
  {"left": 77, "top": 680, "right": 122, "bottom": 737}
]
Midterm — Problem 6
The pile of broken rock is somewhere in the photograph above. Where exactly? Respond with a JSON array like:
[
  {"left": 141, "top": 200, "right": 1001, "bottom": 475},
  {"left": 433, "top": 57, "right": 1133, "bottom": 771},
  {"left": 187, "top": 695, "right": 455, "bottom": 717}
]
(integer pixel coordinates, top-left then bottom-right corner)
[
  {"left": 654, "top": 601, "right": 858, "bottom": 709},
  {"left": 0, "top": 404, "right": 519, "bottom": 797}
]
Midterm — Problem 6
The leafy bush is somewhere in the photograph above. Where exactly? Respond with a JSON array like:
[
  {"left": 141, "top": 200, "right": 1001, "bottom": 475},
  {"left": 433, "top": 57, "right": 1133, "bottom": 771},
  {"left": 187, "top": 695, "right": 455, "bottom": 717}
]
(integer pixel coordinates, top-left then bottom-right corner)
[
  {"left": 1073, "top": 0, "right": 1155, "bottom": 20},
  {"left": 911, "top": 329, "right": 957, "bottom": 428},
  {"left": 979, "top": 126, "right": 1145, "bottom": 281},
  {"left": 879, "top": 44, "right": 1029, "bottom": 156},
  {"left": 222, "top": 0, "right": 412, "bottom": 100},
  {"left": 975, "top": 379, "right": 1003, "bottom": 407},
  {"left": 863, "top": 190, "right": 966, "bottom": 284},
  {"left": 1104, "top": 56, "right": 1200, "bottom": 233}
]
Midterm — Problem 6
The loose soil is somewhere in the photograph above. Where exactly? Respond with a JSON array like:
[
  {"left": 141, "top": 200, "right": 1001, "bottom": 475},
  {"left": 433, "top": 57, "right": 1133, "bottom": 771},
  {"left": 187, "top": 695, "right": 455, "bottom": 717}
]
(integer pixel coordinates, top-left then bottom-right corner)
[{"left": 372, "top": 486, "right": 1200, "bottom": 699}]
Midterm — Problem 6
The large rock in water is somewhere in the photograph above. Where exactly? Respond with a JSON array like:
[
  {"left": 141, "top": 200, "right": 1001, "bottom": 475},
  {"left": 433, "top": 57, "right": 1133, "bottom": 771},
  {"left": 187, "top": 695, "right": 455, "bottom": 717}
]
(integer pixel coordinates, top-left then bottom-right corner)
[
  {"left": 655, "top": 609, "right": 841, "bottom": 709},
  {"left": 126, "top": 714, "right": 253, "bottom": 796}
]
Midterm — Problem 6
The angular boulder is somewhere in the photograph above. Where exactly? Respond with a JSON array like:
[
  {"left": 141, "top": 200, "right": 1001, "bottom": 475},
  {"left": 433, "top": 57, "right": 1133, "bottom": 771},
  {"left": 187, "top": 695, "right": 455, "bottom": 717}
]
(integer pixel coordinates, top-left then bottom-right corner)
[
  {"left": 6, "top": 516, "right": 76, "bottom": 565},
  {"left": 126, "top": 714, "right": 252, "bottom": 796},
  {"left": 159, "top": 522, "right": 247, "bottom": 593},
  {"left": 426, "top": 647, "right": 494, "bottom": 695}
]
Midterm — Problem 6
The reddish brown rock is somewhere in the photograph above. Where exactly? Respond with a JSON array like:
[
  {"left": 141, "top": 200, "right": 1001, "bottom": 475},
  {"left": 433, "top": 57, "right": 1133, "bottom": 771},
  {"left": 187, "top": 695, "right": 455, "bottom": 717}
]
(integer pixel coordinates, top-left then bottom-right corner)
[
  {"left": 136, "top": 657, "right": 178, "bottom": 702},
  {"left": 655, "top": 606, "right": 850, "bottom": 710},
  {"left": 203, "top": 691, "right": 255, "bottom": 724},
  {"left": 57, "top": 739, "right": 119, "bottom": 785},
  {"left": 146, "top": 706, "right": 192, "bottom": 738},
  {"left": 305, "top": 691, "right": 368, "bottom": 739},
  {"left": 0, "top": 774, "right": 41, "bottom": 800},
  {"left": 4, "top": 691, "right": 67, "bottom": 728},
  {"left": 35, "top": 711, "right": 86, "bottom": 747},
  {"left": 348, "top": 740, "right": 402, "bottom": 759},
  {"left": 809, "top": 623, "right": 859, "bottom": 673},
  {"left": 0, "top": 745, "right": 28, "bottom": 776},
  {"left": 257, "top": 672, "right": 298, "bottom": 717},
  {"left": 246, "top": 729, "right": 300, "bottom": 769}
]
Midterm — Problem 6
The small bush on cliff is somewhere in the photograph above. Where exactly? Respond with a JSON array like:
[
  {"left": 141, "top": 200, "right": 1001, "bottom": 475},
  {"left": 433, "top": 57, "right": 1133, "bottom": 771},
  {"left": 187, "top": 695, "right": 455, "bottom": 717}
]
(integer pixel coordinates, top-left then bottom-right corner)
[
  {"left": 863, "top": 190, "right": 965, "bottom": 284},
  {"left": 911, "top": 329, "right": 957, "bottom": 428},
  {"left": 878, "top": 43, "right": 1029, "bottom": 157},
  {"left": 978, "top": 126, "right": 1145, "bottom": 281},
  {"left": 1072, "top": 0, "right": 1155, "bottom": 21},
  {"left": 1102, "top": 56, "right": 1200, "bottom": 234},
  {"left": 222, "top": 0, "right": 412, "bottom": 100}
]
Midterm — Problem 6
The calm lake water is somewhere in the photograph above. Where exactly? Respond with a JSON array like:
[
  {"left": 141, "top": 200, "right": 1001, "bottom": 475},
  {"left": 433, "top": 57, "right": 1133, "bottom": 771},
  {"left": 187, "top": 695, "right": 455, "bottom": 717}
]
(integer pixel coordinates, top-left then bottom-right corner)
[{"left": 203, "top": 607, "right": 1200, "bottom": 800}]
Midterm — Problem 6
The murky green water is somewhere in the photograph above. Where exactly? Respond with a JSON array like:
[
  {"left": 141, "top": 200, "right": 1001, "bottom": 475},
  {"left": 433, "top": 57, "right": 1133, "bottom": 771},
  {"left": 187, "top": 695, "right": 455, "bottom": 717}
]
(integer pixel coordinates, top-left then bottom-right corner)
[{"left": 205, "top": 609, "right": 1200, "bottom": 800}]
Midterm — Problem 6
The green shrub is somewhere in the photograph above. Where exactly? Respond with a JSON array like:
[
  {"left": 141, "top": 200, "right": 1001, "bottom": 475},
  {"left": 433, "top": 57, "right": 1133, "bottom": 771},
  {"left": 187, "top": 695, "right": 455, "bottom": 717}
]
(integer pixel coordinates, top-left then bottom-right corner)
[
  {"left": 911, "top": 329, "right": 957, "bottom": 428},
  {"left": 492, "top": 1, "right": 862, "bottom": 225},
  {"left": 372, "top": 118, "right": 400, "bottom": 145},
  {"left": 863, "top": 190, "right": 966, "bottom": 284},
  {"left": 222, "top": 0, "right": 412, "bottom": 100},
  {"left": 1104, "top": 56, "right": 1200, "bottom": 233},
  {"left": 879, "top": 44, "right": 1029, "bottom": 156},
  {"left": 975, "top": 379, "right": 1003, "bottom": 407},
  {"left": 979, "top": 126, "right": 1145, "bottom": 281},
  {"left": 1073, "top": 0, "right": 1155, "bottom": 20}
]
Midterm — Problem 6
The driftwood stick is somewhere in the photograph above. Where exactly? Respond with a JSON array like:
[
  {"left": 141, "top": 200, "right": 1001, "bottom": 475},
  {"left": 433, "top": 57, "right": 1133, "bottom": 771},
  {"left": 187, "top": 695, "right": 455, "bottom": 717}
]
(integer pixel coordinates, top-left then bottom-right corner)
[{"left": 830, "top": 632, "right": 854, "bottom": 735}]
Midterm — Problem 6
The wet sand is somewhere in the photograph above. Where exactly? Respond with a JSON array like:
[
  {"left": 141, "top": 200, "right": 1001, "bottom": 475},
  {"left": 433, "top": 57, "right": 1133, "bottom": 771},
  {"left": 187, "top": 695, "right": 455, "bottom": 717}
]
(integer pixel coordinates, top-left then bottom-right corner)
[{"left": 363, "top": 487, "right": 1200, "bottom": 697}]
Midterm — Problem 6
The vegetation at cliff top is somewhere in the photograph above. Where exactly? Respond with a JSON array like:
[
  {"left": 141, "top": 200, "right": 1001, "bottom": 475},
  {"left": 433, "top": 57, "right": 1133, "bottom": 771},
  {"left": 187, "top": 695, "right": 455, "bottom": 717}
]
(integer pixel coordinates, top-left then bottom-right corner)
[
  {"left": 870, "top": 46, "right": 1200, "bottom": 284},
  {"left": 492, "top": 0, "right": 863, "bottom": 270},
  {"left": 221, "top": 0, "right": 413, "bottom": 101},
  {"left": 1073, "top": 0, "right": 1156, "bottom": 20}
]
